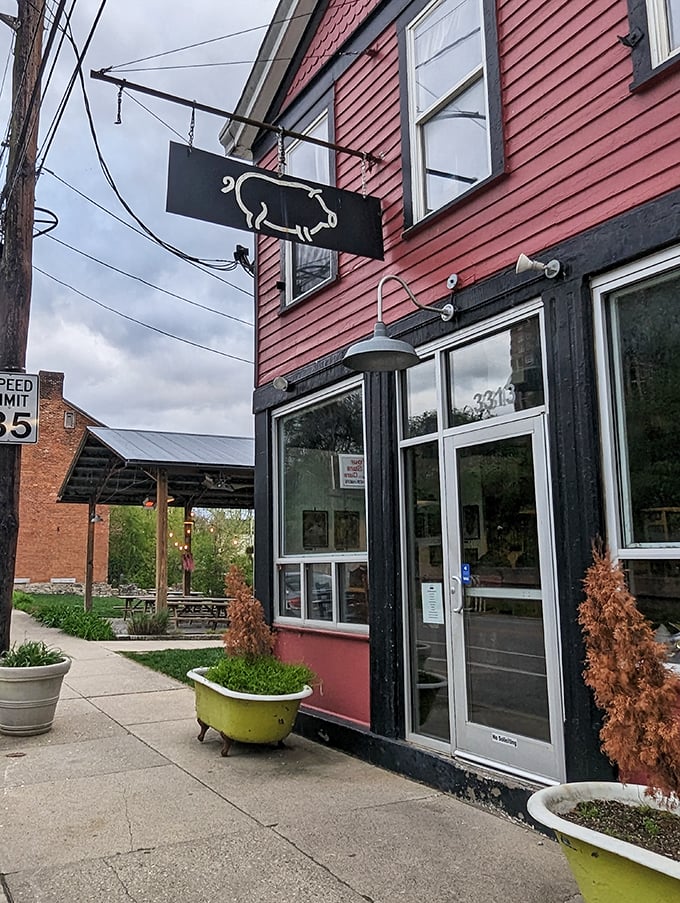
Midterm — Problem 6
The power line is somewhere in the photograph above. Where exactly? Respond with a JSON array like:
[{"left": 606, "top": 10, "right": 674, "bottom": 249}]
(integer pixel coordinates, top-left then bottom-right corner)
[
  {"left": 34, "top": 265, "right": 254, "bottom": 363},
  {"left": 45, "top": 232, "right": 254, "bottom": 326},
  {"left": 113, "top": 49, "right": 364, "bottom": 74},
  {"left": 42, "top": 167, "right": 255, "bottom": 296}
]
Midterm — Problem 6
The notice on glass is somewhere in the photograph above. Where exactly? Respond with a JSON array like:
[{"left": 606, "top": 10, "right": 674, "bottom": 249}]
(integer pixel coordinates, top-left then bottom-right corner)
[{"left": 422, "top": 582, "right": 444, "bottom": 624}]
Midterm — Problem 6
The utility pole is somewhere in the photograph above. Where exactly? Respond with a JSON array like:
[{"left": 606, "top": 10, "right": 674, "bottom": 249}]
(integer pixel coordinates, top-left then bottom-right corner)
[{"left": 0, "top": 0, "right": 45, "bottom": 651}]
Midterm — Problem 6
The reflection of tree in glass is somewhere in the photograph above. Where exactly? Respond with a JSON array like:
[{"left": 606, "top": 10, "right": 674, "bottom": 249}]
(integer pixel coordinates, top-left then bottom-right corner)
[
  {"left": 283, "top": 390, "right": 363, "bottom": 454},
  {"left": 616, "top": 280, "right": 680, "bottom": 540}
]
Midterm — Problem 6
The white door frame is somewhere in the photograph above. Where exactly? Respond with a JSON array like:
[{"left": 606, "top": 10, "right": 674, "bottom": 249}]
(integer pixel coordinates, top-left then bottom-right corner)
[{"left": 443, "top": 414, "right": 565, "bottom": 783}]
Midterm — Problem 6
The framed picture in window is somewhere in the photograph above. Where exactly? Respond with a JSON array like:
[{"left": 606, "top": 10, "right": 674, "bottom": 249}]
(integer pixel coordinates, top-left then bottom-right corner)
[
  {"left": 334, "top": 510, "right": 360, "bottom": 550},
  {"left": 302, "top": 510, "right": 329, "bottom": 549}
]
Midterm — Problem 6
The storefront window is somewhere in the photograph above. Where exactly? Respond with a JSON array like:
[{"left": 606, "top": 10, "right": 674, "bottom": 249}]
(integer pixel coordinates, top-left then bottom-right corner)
[
  {"left": 596, "top": 257, "right": 680, "bottom": 666},
  {"left": 403, "top": 440, "right": 450, "bottom": 742},
  {"left": 448, "top": 317, "right": 544, "bottom": 426},
  {"left": 276, "top": 387, "right": 368, "bottom": 627},
  {"left": 403, "top": 356, "right": 438, "bottom": 438},
  {"left": 609, "top": 269, "right": 680, "bottom": 547}
]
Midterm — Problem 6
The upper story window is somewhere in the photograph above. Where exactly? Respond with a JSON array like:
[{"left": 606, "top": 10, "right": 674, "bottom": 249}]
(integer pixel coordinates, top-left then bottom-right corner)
[
  {"left": 626, "top": 0, "right": 680, "bottom": 86},
  {"left": 405, "top": 0, "right": 499, "bottom": 223},
  {"left": 647, "top": 0, "right": 680, "bottom": 66},
  {"left": 283, "top": 113, "right": 336, "bottom": 306}
]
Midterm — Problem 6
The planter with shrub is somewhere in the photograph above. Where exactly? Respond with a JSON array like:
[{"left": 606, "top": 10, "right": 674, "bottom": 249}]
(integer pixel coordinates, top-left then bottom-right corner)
[
  {"left": 0, "top": 640, "right": 71, "bottom": 736},
  {"left": 527, "top": 546, "right": 680, "bottom": 903},
  {"left": 187, "top": 566, "right": 315, "bottom": 757}
]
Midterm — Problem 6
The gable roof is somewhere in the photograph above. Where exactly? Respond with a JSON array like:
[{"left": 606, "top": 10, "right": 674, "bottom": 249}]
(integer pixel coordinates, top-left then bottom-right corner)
[
  {"left": 58, "top": 427, "right": 255, "bottom": 509},
  {"left": 219, "top": 0, "right": 319, "bottom": 156}
]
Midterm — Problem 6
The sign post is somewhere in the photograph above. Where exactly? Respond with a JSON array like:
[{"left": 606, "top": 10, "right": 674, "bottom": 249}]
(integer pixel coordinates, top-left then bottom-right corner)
[{"left": 0, "top": 372, "right": 39, "bottom": 444}]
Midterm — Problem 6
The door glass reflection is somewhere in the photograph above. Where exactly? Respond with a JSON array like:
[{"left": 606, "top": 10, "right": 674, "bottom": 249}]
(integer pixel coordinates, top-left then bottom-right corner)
[{"left": 457, "top": 435, "right": 550, "bottom": 743}]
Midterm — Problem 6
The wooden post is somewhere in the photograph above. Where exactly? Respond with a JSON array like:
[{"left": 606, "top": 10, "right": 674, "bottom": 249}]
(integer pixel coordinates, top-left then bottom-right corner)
[
  {"left": 183, "top": 503, "right": 192, "bottom": 595},
  {"left": 155, "top": 470, "right": 168, "bottom": 610},
  {"left": 84, "top": 499, "right": 96, "bottom": 611},
  {"left": 0, "top": 1, "right": 45, "bottom": 652}
]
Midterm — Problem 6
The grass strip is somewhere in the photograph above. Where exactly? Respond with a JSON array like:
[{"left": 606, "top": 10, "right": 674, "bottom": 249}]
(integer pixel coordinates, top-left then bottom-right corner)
[{"left": 119, "top": 647, "right": 225, "bottom": 685}]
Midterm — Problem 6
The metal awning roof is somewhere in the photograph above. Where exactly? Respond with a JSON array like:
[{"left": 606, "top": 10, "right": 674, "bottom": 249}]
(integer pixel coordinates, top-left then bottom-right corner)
[{"left": 58, "top": 427, "right": 255, "bottom": 509}]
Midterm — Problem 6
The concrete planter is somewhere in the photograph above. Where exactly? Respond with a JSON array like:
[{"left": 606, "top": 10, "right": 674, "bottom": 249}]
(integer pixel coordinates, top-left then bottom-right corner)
[
  {"left": 187, "top": 666, "right": 313, "bottom": 757},
  {"left": 527, "top": 782, "right": 680, "bottom": 903},
  {"left": 0, "top": 657, "right": 71, "bottom": 736}
]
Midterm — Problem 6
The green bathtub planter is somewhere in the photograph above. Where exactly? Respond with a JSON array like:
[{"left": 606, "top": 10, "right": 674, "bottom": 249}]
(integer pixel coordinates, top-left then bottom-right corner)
[
  {"left": 187, "top": 666, "right": 313, "bottom": 757},
  {"left": 527, "top": 782, "right": 680, "bottom": 903}
]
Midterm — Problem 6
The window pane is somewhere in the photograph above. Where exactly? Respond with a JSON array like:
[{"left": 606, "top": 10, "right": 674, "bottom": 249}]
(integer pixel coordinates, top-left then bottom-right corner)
[
  {"left": 279, "top": 563, "right": 302, "bottom": 618},
  {"left": 403, "top": 441, "right": 450, "bottom": 742},
  {"left": 668, "top": 0, "right": 680, "bottom": 51},
  {"left": 292, "top": 243, "right": 333, "bottom": 297},
  {"left": 279, "top": 389, "right": 366, "bottom": 556},
  {"left": 448, "top": 317, "right": 544, "bottom": 426},
  {"left": 625, "top": 559, "right": 680, "bottom": 660},
  {"left": 413, "top": 0, "right": 482, "bottom": 115},
  {"left": 305, "top": 563, "right": 333, "bottom": 621},
  {"left": 422, "top": 77, "right": 488, "bottom": 211},
  {"left": 286, "top": 115, "right": 333, "bottom": 302},
  {"left": 403, "top": 357, "right": 438, "bottom": 438},
  {"left": 338, "top": 562, "right": 369, "bottom": 624},
  {"left": 610, "top": 270, "right": 680, "bottom": 545}
]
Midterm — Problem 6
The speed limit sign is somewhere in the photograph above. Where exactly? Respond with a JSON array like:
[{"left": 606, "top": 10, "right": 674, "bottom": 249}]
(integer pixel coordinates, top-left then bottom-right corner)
[{"left": 0, "top": 372, "right": 39, "bottom": 444}]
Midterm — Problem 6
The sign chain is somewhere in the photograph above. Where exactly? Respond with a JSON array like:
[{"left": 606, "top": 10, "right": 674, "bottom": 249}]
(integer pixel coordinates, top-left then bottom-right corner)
[
  {"left": 115, "top": 85, "right": 123, "bottom": 125},
  {"left": 277, "top": 128, "right": 286, "bottom": 176},
  {"left": 188, "top": 105, "right": 196, "bottom": 152}
]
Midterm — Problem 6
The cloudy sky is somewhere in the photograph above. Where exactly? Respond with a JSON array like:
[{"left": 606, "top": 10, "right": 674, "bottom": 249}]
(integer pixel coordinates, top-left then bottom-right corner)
[{"left": 0, "top": 0, "right": 279, "bottom": 436}]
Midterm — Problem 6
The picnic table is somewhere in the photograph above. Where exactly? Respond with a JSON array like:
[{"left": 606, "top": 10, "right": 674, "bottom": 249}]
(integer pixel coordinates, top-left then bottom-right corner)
[
  {"left": 115, "top": 594, "right": 157, "bottom": 619},
  {"left": 166, "top": 597, "right": 231, "bottom": 629}
]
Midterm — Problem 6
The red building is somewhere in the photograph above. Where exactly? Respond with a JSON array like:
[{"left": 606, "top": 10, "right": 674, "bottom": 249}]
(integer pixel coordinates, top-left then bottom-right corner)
[
  {"left": 15, "top": 371, "right": 109, "bottom": 587},
  {"left": 221, "top": 0, "right": 680, "bottom": 816}
]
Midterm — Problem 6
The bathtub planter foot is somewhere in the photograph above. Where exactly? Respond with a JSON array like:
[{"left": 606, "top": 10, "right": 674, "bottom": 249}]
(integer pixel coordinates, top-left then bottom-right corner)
[
  {"left": 188, "top": 666, "right": 313, "bottom": 756},
  {"left": 527, "top": 782, "right": 680, "bottom": 903}
]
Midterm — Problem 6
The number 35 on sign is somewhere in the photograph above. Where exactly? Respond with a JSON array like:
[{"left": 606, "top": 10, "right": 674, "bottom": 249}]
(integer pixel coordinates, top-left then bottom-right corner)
[{"left": 0, "top": 372, "right": 39, "bottom": 444}]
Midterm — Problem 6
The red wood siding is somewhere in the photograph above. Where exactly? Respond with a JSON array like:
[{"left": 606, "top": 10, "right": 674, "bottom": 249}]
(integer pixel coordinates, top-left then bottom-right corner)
[
  {"left": 275, "top": 625, "right": 370, "bottom": 726},
  {"left": 257, "top": 0, "right": 680, "bottom": 386},
  {"left": 283, "top": 0, "right": 383, "bottom": 107}
]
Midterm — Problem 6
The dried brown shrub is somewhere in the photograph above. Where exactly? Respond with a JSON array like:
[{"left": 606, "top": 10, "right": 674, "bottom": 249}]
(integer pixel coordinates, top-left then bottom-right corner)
[
  {"left": 222, "top": 565, "right": 274, "bottom": 660},
  {"left": 580, "top": 544, "right": 680, "bottom": 797}
]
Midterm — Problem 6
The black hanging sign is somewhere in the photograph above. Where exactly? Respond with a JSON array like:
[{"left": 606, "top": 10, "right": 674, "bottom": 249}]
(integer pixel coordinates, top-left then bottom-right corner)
[{"left": 166, "top": 142, "right": 384, "bottom": 260}]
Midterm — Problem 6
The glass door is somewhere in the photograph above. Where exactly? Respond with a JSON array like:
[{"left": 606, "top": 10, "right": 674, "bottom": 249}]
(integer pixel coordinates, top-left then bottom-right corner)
[{"left": 444, "top": 415, "right": 564, "bottom": 781}]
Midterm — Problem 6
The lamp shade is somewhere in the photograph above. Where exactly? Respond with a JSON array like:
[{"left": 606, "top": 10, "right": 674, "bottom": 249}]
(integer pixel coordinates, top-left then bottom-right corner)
[{"left": 343, "top": 321, "right": 420, "bottom": 372}]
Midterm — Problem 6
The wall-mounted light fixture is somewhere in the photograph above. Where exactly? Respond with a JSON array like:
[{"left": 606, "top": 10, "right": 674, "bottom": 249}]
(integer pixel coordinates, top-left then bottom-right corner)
[
  {"left": 272, "top": 375, "right": 291, "bottom": 391},
  {"left": 342, "top": 274, "right": 458, "bottom": 372},
  {"left": 142, "top": 497, "right": 156, "bottom": 509},
  {"left": 515, "top": 253, "right": 563, "bottom": 280},
  {"left": 90, "top": 513, "right": 103, "bottom": 524}
]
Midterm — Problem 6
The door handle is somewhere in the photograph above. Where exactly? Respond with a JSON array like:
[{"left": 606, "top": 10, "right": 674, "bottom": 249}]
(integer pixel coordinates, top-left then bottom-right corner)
[{"left": 450, "top": 574, "right": 464, "bottom": 613}]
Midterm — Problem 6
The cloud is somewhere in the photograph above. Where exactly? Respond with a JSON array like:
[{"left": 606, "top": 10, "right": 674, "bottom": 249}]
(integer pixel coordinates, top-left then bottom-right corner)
[{"left": 5, "top": 0, "right": 278, "bottom": 436}]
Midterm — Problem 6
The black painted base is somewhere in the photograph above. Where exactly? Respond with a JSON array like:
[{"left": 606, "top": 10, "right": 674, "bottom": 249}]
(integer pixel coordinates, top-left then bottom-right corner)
[{"left": 295, "top": 710, "right": 558, "bottom": 832}]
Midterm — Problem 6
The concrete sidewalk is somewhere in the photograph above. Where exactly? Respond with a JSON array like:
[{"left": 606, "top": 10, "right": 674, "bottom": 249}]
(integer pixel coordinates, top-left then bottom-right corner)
[{"left": 1, "top": 610, "right": 582, "bottom": 903}]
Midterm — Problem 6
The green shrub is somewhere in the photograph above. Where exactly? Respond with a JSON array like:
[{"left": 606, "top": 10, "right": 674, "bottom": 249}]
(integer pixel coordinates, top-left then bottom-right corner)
[
  {"left": 24, "top": 602, "right": 115, "bottom": 641},
  {"left": 206, "top": 655, "right": 315, "bottom": 696},
  {"left": 0, "top": 640, "right": 65, "bottom": 667},
  {"left": 129, "top": 609, "right": 169, "bottom": 636}
]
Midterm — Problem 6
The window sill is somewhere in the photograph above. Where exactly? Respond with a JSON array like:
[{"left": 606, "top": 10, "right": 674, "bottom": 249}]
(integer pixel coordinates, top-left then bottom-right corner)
[
  {"left": 278, "top": 271, "right": 339, "bottom": 315},
  {"left": 275, "top": 622, "right": 369, "bottom": 640},
  {"left": 402, "top": 168, "right": 506, "bottom": 240},
  {"left": 629, "top": 48, "right": 680, "bottom": 91}
]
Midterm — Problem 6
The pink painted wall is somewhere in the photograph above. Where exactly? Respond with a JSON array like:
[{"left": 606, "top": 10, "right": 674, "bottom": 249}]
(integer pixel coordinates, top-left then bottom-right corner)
[{"left": 275, "top": 625, "right": 370, "bottom": 727}]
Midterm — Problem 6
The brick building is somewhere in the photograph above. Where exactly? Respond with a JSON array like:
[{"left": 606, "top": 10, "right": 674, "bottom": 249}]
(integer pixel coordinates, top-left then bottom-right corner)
[{"left": 14, "top": 371, "right": 109, "bottom": 586}]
